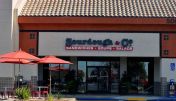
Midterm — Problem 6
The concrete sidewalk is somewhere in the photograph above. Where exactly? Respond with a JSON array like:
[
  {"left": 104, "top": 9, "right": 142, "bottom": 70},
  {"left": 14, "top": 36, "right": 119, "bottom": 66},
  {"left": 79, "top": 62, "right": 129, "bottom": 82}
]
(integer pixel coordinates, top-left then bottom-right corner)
[
  {"left": 64, "top": 94, "right": 176, "bottom": 101},
  {"left": 2, "top": 95, "right": 176, "bottom": 101},
  {"left": 76, "top": 95, "right": 160, "bottom": 101}
]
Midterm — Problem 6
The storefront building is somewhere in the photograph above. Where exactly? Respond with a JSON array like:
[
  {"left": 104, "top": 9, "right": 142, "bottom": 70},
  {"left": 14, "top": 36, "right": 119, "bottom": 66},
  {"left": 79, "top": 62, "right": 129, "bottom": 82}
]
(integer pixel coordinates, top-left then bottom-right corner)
[
  {"left": 0, "top": 0, "right": 176, "bottom": 96},
  {"left": 18, "top": 0, "right": 176, "bottom": 96},
  {"left": 36, "top": 32, "right": 159, "bottom": 94}
]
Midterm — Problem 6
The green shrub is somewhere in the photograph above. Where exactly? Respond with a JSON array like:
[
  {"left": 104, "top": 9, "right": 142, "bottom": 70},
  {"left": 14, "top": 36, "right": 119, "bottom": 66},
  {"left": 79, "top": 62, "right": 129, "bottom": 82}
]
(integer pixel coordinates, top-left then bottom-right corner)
[
  {"left": 57, "top": 92, "right": 63, "bottom": 99},
  {"left": 15, "top": 86, "right": 31, "bottom": 100},
  {"left": 47, "top": 93, "right": 54, "bottom": 101}
]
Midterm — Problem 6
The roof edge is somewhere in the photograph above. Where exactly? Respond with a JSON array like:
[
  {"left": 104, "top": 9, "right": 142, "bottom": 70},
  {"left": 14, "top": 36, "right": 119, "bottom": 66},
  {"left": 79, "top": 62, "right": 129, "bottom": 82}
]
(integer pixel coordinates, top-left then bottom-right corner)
[{"left": 18, "top": 16, "right": 176, "bottom": 25}]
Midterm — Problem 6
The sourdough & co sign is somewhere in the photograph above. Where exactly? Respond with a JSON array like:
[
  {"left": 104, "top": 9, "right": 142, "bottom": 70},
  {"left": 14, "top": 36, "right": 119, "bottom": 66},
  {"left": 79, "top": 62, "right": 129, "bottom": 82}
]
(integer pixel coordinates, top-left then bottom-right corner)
[{"left": 65, "top": 38, "right": 133, "bottom": 51}]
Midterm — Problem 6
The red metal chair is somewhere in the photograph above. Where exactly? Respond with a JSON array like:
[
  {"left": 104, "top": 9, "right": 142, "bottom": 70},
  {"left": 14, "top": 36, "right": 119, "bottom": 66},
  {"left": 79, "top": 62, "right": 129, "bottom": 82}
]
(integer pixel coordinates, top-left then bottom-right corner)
[
  {"left": 31, "top": 90, "right": 40, "bottom": 97},
  {"left": 41, "top": 87, "right": 48, "bottom": 97},
  {"left": 30, "top": 84, "right": 40, "bottom": 97}
]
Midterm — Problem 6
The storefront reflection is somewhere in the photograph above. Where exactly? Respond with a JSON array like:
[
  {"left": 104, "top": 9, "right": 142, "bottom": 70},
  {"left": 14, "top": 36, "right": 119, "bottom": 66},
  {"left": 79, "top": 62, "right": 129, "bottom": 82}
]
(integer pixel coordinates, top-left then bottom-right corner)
[
  {"left": 127, "top": 58, "right": 154, "bottom": 95},
  {"left": 111, "top": 62, "right": 120, "bottom": 93},
  {"left": 78, "top": 61, "right": 86, "bottom": 93}
]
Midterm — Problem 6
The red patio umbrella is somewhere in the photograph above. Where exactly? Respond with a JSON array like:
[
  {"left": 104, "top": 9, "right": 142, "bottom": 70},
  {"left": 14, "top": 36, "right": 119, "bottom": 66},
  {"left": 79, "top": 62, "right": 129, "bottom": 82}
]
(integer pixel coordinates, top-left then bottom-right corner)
[
  {"left": 0, "top": 58, "right": 31, "bottom": 64},
  {"left": 37, "top": 55, "right": 72, "bottom": 93},
  {"left": 49, "top": 66, "right": 69, "bottom": 71},
  {"left": 0, "top": 58, "right": 35, "bottom": 87},
  {"left": 0, "top": 49, "right": 40, "bottom": 60},
  {"left": 0, "top": 49, "right": 39, "bottom": 87},
  {"left": 38, "top": 56, "right": 72, "bottom": 64}
]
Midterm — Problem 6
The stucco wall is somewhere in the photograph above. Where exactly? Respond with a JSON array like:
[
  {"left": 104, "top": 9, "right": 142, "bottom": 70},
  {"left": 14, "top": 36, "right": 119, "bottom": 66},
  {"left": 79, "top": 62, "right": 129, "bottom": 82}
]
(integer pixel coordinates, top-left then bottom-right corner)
[
  {"left": 20, "top": 64, "right": 38, "bottom": 80},
  {"left": 0, "top": 0, "right": 28, "bottom": 77},
  {"left": 0, "top": 0, "right": 14, "bottom": 77}
]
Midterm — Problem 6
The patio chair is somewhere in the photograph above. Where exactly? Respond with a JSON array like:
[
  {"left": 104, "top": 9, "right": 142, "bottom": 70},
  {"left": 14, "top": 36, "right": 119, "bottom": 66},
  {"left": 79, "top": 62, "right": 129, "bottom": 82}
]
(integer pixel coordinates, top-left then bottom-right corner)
[
  {"left": 31, "top": 90, "right": 40, "bottom": 97},
  {"left": 0, "top": 91, "right": 4, "bottom": 99},
  {"left": 41, "top": 87, "right": 48, "bottom": 97},
  {"left": 30, "top": 84, "right": 40, "bottom": 97},
  {"left": 7, "top": 87, "right": 15, "bottom": 98}
]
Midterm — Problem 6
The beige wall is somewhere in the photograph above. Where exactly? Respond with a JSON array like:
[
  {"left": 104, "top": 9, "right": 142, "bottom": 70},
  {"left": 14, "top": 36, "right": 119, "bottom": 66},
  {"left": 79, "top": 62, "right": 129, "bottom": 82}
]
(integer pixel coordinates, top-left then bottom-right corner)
[
  {"left": 20, "top": 64, "right": 38, "bottom": 80},
  {"left": 0, "top": 0, "right": 14, "bottom": 77},
  {"left": 0, "top": 0, "right": 30, "bottom": 78}
]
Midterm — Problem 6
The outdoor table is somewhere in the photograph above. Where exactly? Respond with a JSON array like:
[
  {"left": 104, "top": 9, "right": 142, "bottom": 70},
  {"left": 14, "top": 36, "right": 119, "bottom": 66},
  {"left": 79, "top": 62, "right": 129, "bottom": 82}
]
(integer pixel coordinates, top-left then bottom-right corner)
[{"left": 37, "top": 86, "right": 48, "bottom": 98}]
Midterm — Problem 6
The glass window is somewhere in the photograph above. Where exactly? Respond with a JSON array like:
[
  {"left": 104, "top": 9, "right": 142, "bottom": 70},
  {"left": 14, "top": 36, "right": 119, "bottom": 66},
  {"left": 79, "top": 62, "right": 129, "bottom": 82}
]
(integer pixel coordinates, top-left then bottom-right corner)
[
  {"left": 49, "top": 64, "right": 69, "bottom": 69},
  {"left": 127, "top": 58, "right": 153, "bottom": 95},
  {"left": 87, "top": 61, "right": 110, "bottom": 66},
  {"left": 111, "top": 61, "right": 120, "bottom": 93},
  {"left": 111, "top": 61, "right": 120, "bottom": 83},
  {"left": 78, "top": 61, "right": 86, "bottom": 82},
  {"left": 60, "top": 64, "right": 70, "bottom": 69},
  {"left": 49, "top": 64, "right": 70, "bottom": 84},
  {"left": 78, "top": 61, "right": 86, "bottom": 93}
]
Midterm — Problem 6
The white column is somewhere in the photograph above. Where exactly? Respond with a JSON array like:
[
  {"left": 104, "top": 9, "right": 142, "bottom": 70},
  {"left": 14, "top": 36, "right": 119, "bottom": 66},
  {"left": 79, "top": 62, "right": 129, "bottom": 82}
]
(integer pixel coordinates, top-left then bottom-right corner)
[
  {"left": 159, "top": 58, "right": 176, "bottom": 96},
  {"left": 160, "top": 58, "right": 176, "bottom": 82},
  {"left": 120, "top": 57, "right": 127, "bottom": 79}
]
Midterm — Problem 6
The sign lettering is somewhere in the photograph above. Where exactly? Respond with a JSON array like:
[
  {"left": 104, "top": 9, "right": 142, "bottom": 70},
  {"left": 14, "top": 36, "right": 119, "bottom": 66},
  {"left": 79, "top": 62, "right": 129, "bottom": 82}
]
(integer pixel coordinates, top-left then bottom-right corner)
[{"left": 65, "top": 38, "right": 133, "bottom": 51}]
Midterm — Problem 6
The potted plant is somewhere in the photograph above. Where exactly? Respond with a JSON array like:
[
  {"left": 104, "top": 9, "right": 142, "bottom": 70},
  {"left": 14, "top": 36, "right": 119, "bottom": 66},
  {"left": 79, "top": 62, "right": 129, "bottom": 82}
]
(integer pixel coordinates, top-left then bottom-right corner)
[{"left": 15, "top": 86, "right": 31, "bottom": 100}]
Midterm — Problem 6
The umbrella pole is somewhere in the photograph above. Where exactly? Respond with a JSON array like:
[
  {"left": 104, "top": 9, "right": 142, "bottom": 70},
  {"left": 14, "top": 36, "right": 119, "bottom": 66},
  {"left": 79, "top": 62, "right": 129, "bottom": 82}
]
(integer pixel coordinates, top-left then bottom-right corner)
[
  {"left": 13, "top": 64, "right": 16, "bottom": 88},
  {"left": 59, "top": 64, "right": 60, "bottom": 83},
  {"left": 49, "top": 70, "right": 51, "bottom": 94},
  {"left": 13, "top": 64, "right": 15, "bottom": 79},
  {"left": 18, "top": 59, "right": 20, "bottom": 88}
]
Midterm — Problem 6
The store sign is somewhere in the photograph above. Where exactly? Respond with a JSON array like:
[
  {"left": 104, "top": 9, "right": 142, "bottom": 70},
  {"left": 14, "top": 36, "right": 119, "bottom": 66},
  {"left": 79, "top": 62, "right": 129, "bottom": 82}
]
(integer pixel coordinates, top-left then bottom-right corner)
[
  {"left": 39, "top": 32, "right": 159, "bottom": 57},
  {"left": 65, "top": 38, "right": 133, "bottom": 51}
]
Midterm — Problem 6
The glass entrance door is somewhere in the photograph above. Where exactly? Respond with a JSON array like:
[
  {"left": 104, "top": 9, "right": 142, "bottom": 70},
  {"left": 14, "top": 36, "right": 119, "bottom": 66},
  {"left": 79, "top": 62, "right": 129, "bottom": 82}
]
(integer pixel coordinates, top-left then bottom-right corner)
[
  {"left": 99, "top": 67, "right": 109, "bottom": 92},
  {"left": 78, "top": 59, "right": 120, "bottom": 94},
  {"left": 87, "top": 66, "right": 109, "bottom": 93}
]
